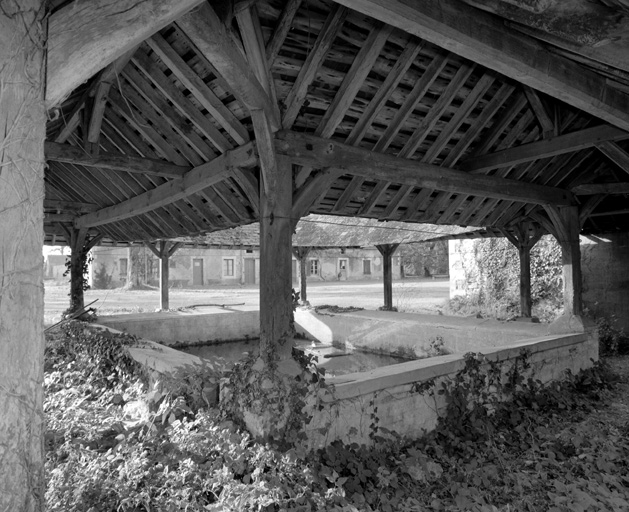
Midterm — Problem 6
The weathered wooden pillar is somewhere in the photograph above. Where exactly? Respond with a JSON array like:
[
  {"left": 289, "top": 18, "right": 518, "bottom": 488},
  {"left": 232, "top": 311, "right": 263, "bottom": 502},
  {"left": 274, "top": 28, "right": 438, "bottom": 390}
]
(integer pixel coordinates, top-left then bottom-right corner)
[
  {"left": 545, "top": 205, "right": 583, "bottom": 316},
  {"left": 500, "top": 223, "right": 542, "bottom": 318},
  {"left": 146, "top": 241, "right": 182, "bottom": 310},
  {"left": 0, "top": 2, "right": 46, "bottom": 509},
  {"left": 66, "top": 228, "right": 104, "bottom": 314},
  {"left": 376, "top": 244, "right": 400, "bottom": 310},
  {"left": 292, "top": 247, "right": 311, "bottom": 305},
  {"left": 255, "top": 112, "right": 294, "bottom": 361}
]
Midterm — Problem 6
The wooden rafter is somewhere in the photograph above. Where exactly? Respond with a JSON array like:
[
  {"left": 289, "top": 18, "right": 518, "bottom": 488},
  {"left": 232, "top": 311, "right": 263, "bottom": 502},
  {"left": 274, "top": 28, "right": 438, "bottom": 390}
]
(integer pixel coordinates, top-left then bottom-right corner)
[
  {"left": 266, "top": 0, "right": 303, "bottom": 63},
  {"left": 275, "top": 131, "right": 574, "bottom": 206},
  {"left": 46, "top": 0, "right": 204, "bottom": 107},
  {"left": 462, "top": 124, "right": 629, "bottom": 173},
  {"left": 176, "top": 2, "right": 280, "bottom": 130},
  {"left": 45, "top": 142, "right": 189, "bottom": 178},
  {"left": 331, "top": 0, "right": 629, "bottom": 131},
  {"left": 523, "top": 87, "right": 555, "bottom": 138},
  {"left": 75, "top": 142, "right": 256, "bottom": 228},
  {"left": 596, "top": 141, "right": 629, "bottom": 177},
  {"left": 571, "top": 183, "right": 629, "bottom": 195}
]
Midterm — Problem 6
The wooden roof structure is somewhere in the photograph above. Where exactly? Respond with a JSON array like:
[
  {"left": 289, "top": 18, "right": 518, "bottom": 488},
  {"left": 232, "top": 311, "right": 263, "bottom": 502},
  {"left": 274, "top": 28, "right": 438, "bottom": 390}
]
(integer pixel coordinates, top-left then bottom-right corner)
[{"left": 44, "top": 0, "right": 629, "bottom": 247}]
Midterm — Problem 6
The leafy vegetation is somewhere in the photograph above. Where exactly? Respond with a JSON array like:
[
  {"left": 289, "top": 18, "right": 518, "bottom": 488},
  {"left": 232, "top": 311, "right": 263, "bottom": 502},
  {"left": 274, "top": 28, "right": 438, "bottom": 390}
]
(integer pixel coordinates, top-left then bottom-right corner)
[
  {"left": 46, "top": 323, "right": 629, "bottom": 511},
  {"left": 445, "top": 236, "right": 563, "bottom": 322}
]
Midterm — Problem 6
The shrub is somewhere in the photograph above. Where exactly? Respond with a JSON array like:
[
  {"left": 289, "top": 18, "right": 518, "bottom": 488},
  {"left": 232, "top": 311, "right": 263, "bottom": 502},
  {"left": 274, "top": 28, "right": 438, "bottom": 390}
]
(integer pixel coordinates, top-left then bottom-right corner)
[{"left": 92, "top": 263, "right": 113, "bottom": 289}]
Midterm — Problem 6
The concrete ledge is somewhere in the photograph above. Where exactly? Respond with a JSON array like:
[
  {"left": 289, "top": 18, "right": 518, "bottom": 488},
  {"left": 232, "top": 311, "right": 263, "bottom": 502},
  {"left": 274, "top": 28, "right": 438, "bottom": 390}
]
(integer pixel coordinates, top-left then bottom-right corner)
[
  {"left": 97, "top": 306, "right": 259, "bottom": 345},
  {"left": 307, "top": 330, "right": 598, "bottom": 448},
  {"left": 295, "top": 308, "right": 546, "bottom": 357}
]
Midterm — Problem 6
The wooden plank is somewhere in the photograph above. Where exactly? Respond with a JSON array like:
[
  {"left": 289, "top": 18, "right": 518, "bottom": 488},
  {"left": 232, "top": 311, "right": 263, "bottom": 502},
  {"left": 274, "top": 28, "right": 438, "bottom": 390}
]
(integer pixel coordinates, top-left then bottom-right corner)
[
  {"left": 596, "top": 141, "right": 629, "bottom": 177},
  {"left": 373, "top": 51, "right": 449, "bottom": 152},
  {"left": 382, "top": 185, "right": 413, "bottom": 219},
  {"left": 232, "top": 168, "right": 260, "bottom": 215},
  {"left": 131, "top": 49, "right": 239, "bottom": 150},
  {"left": 398, "top": 62, "right": 475, "bottom": 158},
  {"left": 122, "top": 65, "right": 221, "bottom": 158},
  {"left": 266, "top": 0, "right": 302, "bottom": 63},
  {"left": 462, "top": 124, "right": 629, "bottom": 173},
  {"left": 146, "top": 34, "right": 246, "bottom": 147},
  {"left": 441, "top": 82, "right": 515, "bottom": 167},
  {"left": 470, "top": 94, "right": 527, "bottom": 157},
  {"left": 292, "top": 167, "right": 343, "bottom": 223},
  {"left": 44, "top": 199, "right": 97, "bottom": 213},
  {"left": 345, "top": 38, "right": 423, "bottom": 146},
  {"left": 572, "top": 183, "right": 629, "bottom": 195},
  {"left": 47, "top": 0, "right": 204, "bottom": 106},
  {"left": 358, "top": 180, "right": 390, "bottom": 215},
  {"left": 76, "top": 142, "right": 256, "bottom": 228},
  {"left": 45, "top": 142, "right": 190, "bottom": 178},
  {"left": 523, "top": 87, "right": 555, "bottom": 138},
  {"left": 282, "top": 4, "right": 349, "bottom": 128},
  {"left": 87, "top": 46, "right": 139, "bottom": 146},
  {"left": 177, "top": 2, "right": 280, "bottom": 130},
  {"left": 316, "top": 23, "right": 394, "bottom": 138},
  {"left": 399, "top": 188, "right": 433, "bottom": 221},
  {"left": 421, "top": 72, "right": 495, "bottom": 163},
  {"left": 331, "top": 0, "right": 629, "bottom": 131},
  {"left": 275, "top": 131, "right": 574, "bottom": 206}
]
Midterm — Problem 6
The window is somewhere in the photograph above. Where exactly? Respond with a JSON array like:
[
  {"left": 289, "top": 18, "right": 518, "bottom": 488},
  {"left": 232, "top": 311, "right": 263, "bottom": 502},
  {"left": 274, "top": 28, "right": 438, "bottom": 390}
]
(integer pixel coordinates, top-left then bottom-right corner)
[
  {"left": 309, "top": 259, "right": 319, "bottom": 276},
  {"left": 119, "top": 258, "right": 128, "bottom": 276},
  {"left": 223, "top": 258, "right": 235, "bottom": 277},
  {"left": 363, "top": 259, "right": 371, "bottom": 275},
  {"left": 246, "top": 249, "right": 253, "bottom": 254}
]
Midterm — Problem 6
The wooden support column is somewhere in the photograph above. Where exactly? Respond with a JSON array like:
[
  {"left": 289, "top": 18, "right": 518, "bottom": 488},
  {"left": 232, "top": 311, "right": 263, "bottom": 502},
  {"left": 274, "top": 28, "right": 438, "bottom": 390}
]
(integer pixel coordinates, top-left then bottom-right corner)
[
  {"left": 292, "top": 247, "right": 312, "bottom": 305},
  {"left": 545, "top": 205, "right": 583, "bottom": 316},
  {"left": 146, "top": 241, "right": 182, "bottom": 310},
  {"left": 376, "top": 244, "right": 399, "bottom": 310},
  {"left": 499, "top": 223, "right": 542, "bottom": 318},
  {"left": 256, "top": 112, "right": 294, "bottom": 361},
  {"left": 66, "top": 229, "right": 104, "bottom": 314}
]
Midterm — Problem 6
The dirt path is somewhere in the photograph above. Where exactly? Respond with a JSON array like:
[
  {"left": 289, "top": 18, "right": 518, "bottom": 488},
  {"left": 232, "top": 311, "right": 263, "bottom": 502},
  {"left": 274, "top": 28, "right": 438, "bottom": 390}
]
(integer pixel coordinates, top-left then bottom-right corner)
[{"left": 44, "top": 277, "right": 450, "bottom": 325}]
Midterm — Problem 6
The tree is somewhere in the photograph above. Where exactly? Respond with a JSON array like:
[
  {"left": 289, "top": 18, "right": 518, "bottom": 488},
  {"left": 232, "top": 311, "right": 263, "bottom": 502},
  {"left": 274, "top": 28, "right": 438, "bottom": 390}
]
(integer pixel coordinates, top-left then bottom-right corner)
[{"left": 0, "top": 2, "right": 46, "bottom": 510}]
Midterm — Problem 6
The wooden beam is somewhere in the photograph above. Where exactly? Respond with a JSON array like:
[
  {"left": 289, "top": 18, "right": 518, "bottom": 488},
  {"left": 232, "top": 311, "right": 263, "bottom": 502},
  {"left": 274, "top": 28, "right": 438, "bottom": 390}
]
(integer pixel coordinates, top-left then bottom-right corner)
[
  {"left": 46, "top": 0, "right": 204, "bottom": 107},
  {"left": 275, "top": 131, "right": 574, "bottom": 206},
  {"left": 571, "top": 183, "right": 629, "bottom": 195},
  {"left": 45, "top": 142, "right": 190, "bottom": 178},
  {"left": 462, "top": 124, "right": 629, "bottom": 173},
  {"left": 87, "top": 46, "right": 139, "bottom": 148},
  {"left": 282, "top": 4, "right": 349, "bottom": 128},
  {"left": 596, "top": 141, "right": 629, "bottom": 177},
  {"left": 44, "top": 199, "right": 97, "bottom": 213},
  {"left": 330, "top": 0, "right": 629, "bottom": 131},
  {"left": 266, "top": 0, "right": 302, "bottom": 63},
  {"left": 523, "top": 87, "right": 555, "bottom": 138},
  {"left": 145, "top": 34, "right": 246, "bottom": 147},
  {"left": 292, "top": 168, "right": 343, "bottom": 225},
  {"left": 375, "top": 244, "right": 399, "bottom": 310},
  {"left": 75, "top": 142, "right": 256, "bottom": 228},
  {"left": 176, "top": 2, "right": 280, "bottom": 130}
]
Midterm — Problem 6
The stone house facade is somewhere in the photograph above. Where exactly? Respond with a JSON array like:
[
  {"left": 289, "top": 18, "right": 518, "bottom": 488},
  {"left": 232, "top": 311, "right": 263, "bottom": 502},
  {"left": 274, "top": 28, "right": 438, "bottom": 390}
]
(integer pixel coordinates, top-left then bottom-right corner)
[{"left": 89, "top": 245, "right": 401, "bottom": 289}]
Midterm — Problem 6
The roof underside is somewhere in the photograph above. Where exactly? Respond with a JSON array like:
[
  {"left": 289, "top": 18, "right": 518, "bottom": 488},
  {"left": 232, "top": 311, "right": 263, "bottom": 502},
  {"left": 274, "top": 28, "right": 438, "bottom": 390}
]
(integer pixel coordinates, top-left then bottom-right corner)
[{"left": 44, "top": 0, "right": 629, "bottom": 247}]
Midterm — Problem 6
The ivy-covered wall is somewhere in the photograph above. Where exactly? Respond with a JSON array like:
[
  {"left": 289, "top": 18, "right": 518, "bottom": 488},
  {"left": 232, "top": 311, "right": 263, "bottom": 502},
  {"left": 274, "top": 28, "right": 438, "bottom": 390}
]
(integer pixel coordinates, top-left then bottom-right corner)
[{"left": 449, "top": 234, "right": 629, "bottom": 329}]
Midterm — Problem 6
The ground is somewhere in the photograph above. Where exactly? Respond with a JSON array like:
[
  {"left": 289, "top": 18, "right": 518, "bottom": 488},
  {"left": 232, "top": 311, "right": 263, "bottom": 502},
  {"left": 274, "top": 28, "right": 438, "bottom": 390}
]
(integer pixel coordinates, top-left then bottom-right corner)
[{"left": 43, "top": 276, "right": 449, "bottom": 325}]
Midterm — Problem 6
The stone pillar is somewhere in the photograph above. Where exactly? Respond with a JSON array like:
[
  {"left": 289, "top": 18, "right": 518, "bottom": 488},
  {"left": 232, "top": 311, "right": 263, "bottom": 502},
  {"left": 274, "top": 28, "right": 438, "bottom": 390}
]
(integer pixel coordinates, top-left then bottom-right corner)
[
  {"left": 0, "top": 2, "right": 46, "bottom": 509},
  {"left": 376, "top": 244, "right": 400, "bottom": 310}
]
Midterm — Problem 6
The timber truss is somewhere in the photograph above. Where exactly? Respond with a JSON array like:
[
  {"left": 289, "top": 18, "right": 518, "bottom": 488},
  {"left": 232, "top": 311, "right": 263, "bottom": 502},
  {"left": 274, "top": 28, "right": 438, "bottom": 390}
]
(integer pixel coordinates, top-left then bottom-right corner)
[{"left": 44, "top": 0, "right": 629, "bottom": 247}]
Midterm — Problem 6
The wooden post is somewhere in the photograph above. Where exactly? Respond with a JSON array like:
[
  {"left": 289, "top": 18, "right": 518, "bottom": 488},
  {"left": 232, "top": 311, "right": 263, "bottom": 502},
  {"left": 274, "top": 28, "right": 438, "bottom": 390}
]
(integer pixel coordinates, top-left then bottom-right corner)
[
  {"left": 292, "top": 247, "right": 311, "bottom": 305},
  {"left": 376, "top": 244, "right": 399, "bottom": 310},
  {"left": 0, "top": 2, "right": 46, "bottom": 509},
  {"left": 69, "top": 228, "right": 88, "bottom": 313},
  {"left": 500, "top": 223, "right": 542, "bottom": 318},
  {"left": 256, "top": 112, "right": 294, "bottom": 361},
  {"left": 146, "top": 241, "right": 182, "bottom": 310},
  {"left": 545, "top": 205, "right": 583, "bottom": 316}
]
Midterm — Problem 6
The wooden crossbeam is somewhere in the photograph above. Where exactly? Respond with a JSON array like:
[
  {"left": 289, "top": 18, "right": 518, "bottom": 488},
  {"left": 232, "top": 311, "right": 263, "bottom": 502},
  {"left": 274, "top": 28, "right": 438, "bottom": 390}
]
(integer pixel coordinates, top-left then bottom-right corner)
[
  {"left": 596, "top": 141, "right": 629, "bottom": 177},
  {"left": 275, "top": 131, "right": 574, "bottom": 206},
  {"left": 75, "top": 142, "right": 256, "bottom": 228},
  {"left": 45, "top": 142, "right": 190, "bottom": 178},
  {"left": 571, "top": 183, "right": 629, "bottom": 195},
  {"left": 46, "top": 0, "right": 204, "bottom": 107},
  {"left": 331, "top": 0, "right": 629, "bottom": 131},
  {"left": 282, "top": 4, "right": 349, "bottom": 128},
  {"left": 266, "top": 0, "right": 302, "bottom": 63},
  {"left": 177, "top": 2, "right": 280, "bottom": 130},
  {"left": 44, "top": 199, "right": 97, "bottom": 212},
  {"left": 462, "top": 124, "right": 629, "bottom": 173},
  {"left": 523, "top": 87, "right": 555, "bottom": 138}
]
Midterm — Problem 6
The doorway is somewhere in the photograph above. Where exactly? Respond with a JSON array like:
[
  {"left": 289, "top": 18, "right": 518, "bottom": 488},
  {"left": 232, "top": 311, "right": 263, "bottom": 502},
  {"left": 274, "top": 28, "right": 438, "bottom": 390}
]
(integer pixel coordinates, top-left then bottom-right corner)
[
  {"left": 192, "top": 258, "right": 204, "bottom": 286},
  {"left": 244, "top": 258, "right": 256, "bottom": 284}
]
